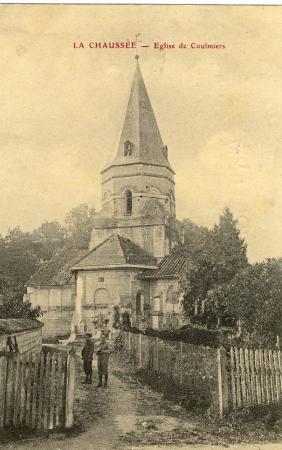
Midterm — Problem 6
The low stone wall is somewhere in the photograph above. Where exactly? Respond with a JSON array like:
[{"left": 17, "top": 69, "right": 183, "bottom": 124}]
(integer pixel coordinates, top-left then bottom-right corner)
[
  {"left": 41, "top": 311, "right": 73, "bottom": 338},
  {"left": 122, "top": 331, "right": 220, "bottom": 412}
]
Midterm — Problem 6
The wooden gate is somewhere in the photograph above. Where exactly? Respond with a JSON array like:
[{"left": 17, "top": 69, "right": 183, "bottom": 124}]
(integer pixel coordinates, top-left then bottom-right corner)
[{"left": 0, "top": 347, "right": 75, "bottom": 430}]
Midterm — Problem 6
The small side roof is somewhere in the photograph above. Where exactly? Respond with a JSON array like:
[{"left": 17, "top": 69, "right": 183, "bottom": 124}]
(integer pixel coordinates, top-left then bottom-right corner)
[
  {"left": 27, "top": 247, "right": 88, "bottom": 287},
  {"left": 138, "top": 255, "right": 190, "bottom": 280},
  {"left": 0, "top": 319, "right": 43, "bottom": 335},
  {"left": 72, "top": 234, "right": 158, "bottom": 270}
]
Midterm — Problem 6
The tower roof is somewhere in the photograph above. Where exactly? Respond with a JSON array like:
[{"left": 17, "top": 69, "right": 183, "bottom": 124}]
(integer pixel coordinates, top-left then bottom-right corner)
[{"left": 103, "top": 58, "right": 173, "bottom": 173}]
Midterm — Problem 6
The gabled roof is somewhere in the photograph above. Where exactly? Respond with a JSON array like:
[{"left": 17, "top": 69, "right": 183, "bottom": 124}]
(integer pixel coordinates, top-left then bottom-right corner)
[
  {"left": 138, "top": 255, "right": 190, "bottom": 280},
  {"left": 27, "top": 247, "right": 88, "bottom": 287},
  {"left": 0, "top": 319, "right": 43, "bottom": 335},
  {"left": 72, "top": 234, "right": 158, "bottom": 270},
  {"left": 102, "top": 58, "right": 173, "bottom": 173}
]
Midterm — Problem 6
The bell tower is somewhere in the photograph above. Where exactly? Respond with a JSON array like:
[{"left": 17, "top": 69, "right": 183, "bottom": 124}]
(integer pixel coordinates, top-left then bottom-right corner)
[{"left": 90, "top": 57, "right": 179, "bottom": 258}]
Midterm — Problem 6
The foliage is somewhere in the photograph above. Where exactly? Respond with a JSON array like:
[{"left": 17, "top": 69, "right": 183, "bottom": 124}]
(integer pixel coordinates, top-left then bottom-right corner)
[
  {"left": 93, "top": 313, "right": 107, "bottom": 328},
  {"left": 179, "top": 208, "right": 280, "bottom": 345},
  {"left": 207, "top": 402, "right": 282, "bottom": 442},
  {"left": 173, "top": 218, "right": 210, "bottom": 256},
  {"left": 218, "top": 259, "right": 282, "bottom": 346},
  {"left": 212, "top": 207, "right": 248, "bottom": 283},
  {"left": 64, "top": 203, "right": 96, "bottom": 249},
  {"left": 0, "top": 297, "right": 42, "bottom": 320},
  {"left": 32, "top": 221, "right": 65, "bottom": 260},
  {"left": 0, "top": 228, "right": 41, "bottom": 285},
  {"left": 114, "top": 332, "right": 125, "bottom": 350},
  {"left": 0, "top": 275, "right": 42, "bottom": 319},
  {"left": 121, "top": 311, "right": 131, "bottom": 328},
  {"left": 137, "top": 367, "right": 212, "bottom": 411},
  {"left": 112, "top": 305, "right": 121, "bottom": 329},
  {"left": 0, "top": 275, "right": 23, "bottom": 304},
  {"left": 126, "top": 324, "right": 230, "bottom": 347},
  {"left": 0, "top": 202, "right": 95, "bottom": 320},
  {"left": 180, "top": 208, "right": 248, "bottom": 327}
]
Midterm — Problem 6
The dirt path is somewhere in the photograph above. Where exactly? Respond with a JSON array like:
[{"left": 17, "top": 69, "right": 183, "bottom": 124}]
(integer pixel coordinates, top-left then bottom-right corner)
[
  {"left": 0, "top": 352, "right": 201, "bottom": 450},
  {"left": 0, "top": 353, "right": 192, "bottom": 449},
  {"left": 1, "top": 350, "right": 281, "bottom": 450},
  {"left": 66, "top": 353, "right": 204, "bottom": 449}
]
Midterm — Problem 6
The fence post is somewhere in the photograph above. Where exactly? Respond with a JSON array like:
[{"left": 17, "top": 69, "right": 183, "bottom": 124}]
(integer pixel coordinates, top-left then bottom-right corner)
[
  {"left": 156, "top": 337, "right": 159, "bottom": 371},
  {"left": 0, "top": 356, "right": 8, "bottom": 428},
  {"left": 4, "top": 355, "right": 13, "bottom": 427},
  {"left": 276, "top": 335, "right": 280, "bottom": 350},
  {"left": 12, "top": 355, "right": 21, "bottom": 427},
  {"left": 49, "top": 353, "right": 56, "bottom": 430},
  {"left": 31, "top": 358, "right": 39, "bottom": 429},
  {"left": 180, "top": 341, "right": 183, "bottom": 385},
  {"left": 278, "top": 351, "right": 282, "bottom": 392},
  {"left": 139, "top": 333, "right": 142, "bottom": 368},
  {"left": 65, "top": 352, "right": 75, "bottom": 429},
  {"left": 217, "top": 347, "right": 229, "bottom": 416}
]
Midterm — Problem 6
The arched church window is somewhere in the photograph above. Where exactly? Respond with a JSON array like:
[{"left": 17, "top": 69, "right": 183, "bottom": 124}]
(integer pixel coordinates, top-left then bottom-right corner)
[
  {"left": 124, "top": 140, "right": 133, "bottom": 156},
  {"left": 94, "top": 288, "right": 111, "bottom": 309},
  {"left": 125, "top": 190, "right": 132, "bottom": 215}
]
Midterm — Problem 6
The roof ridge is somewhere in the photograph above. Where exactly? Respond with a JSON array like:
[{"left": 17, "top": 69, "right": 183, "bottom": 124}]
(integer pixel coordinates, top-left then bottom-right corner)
[
  {"left": 116, "top": 234, "right": 157, "bottom": 262},
  {"left": 72, "top": 233, "right": 157, "bottom": 269},
  {"left": 72, "top": 234, "right": 117, "bottom": 267}
]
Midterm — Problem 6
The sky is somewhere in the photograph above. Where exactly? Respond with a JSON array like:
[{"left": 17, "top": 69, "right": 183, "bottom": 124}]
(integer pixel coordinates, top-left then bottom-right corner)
[{"left": 0, "top": 4, "right": 282, "bottom": 262}]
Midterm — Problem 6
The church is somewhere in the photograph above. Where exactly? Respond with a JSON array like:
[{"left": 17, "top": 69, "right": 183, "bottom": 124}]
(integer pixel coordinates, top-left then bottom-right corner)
[{"left": 26, "top": 57, "right": 189, "bottom": 337}]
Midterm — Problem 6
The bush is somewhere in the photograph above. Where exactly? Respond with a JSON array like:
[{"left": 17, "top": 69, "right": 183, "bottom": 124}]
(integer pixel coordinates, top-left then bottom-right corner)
[
  {"left": 112, "top": 305, "right": 120, "bottom": 329},
  {"left": 121, "top": 311, "right": 131, "bottom": 328},
  {"left": 122, "top": 324, "right": 277, "bottom": 350},
  {"left": 136, "top": 368, "right": 212, "bottom": 410}
]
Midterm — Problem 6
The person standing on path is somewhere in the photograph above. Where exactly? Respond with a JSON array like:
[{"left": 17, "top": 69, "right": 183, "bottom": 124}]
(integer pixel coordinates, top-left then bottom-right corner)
[
  {"left": 96, "top": 334, "right": 112, "bottom": 388},
  {"left": 81, "top": 332, "right": 95, "bottom": 384}
]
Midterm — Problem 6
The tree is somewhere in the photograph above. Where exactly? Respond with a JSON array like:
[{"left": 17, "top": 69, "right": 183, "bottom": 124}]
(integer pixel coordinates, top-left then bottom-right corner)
[
  {"left": 34, "top": 221, "right": 65, "bottom": 242},
  {"left": 220, "top": 259, "right": 282, "bottom": 345},
  {"left": 173, "top": 218, "right": 210, "bottom": 257},
  {"left": 180, "top": 235, "right": 217, "bottom": 323},
  {"left": 0, "top": 227, "right": 40, "bottom": 286},
  {"left": 0, "top": 275, "right": 42, "bottom": 319},
  {"left": 182, "top": 218, "right": 210, "bottom": 251},
  {"left": 212, "top": 207, "right": 248, "bottom": 284},
  {"left": 0, "top": 203, "right": 96, "bottom": 321},
  {"left": 31, "top": 221, "right": 66, "bottom": 260},
  {"left": 180, "top": 208, "right": 248, "bottom": 327},
  {"left": 64, "top": 203, "right": 96, "bottom": 249}
]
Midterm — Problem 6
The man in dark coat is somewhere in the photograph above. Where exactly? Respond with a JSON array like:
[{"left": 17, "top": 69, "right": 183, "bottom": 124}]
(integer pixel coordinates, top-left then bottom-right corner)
[{"left": 81, "top": 333, "right": 94, "bottom": 384}]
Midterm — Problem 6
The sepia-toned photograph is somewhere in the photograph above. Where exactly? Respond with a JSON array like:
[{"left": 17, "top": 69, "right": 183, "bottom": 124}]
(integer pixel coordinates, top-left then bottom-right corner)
[{"left": 0, "top": 4, "right": 281, "bottom": 450}]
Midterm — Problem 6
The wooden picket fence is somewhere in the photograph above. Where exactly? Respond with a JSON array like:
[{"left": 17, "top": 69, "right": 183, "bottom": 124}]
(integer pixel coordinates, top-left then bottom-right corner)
[
  {"left": 227, "top": 347, "right": 282, "bottom": 410},
  {"left": 121, "top": 332, "right": 282, "bottom": 415},
  {"left": 0, "top": 347, "right": 75, "bottom": 430}
]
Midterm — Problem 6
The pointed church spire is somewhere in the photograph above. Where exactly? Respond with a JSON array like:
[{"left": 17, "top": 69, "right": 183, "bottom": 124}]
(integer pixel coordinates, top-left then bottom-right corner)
[{"left": 105, "top": 57, "right": 173, "bottom": 173}]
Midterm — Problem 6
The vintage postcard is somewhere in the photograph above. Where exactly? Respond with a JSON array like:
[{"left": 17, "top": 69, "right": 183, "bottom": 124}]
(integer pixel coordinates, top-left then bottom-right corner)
[{"left": 0, "top": 4, "right": 281, "bottom": 450}]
